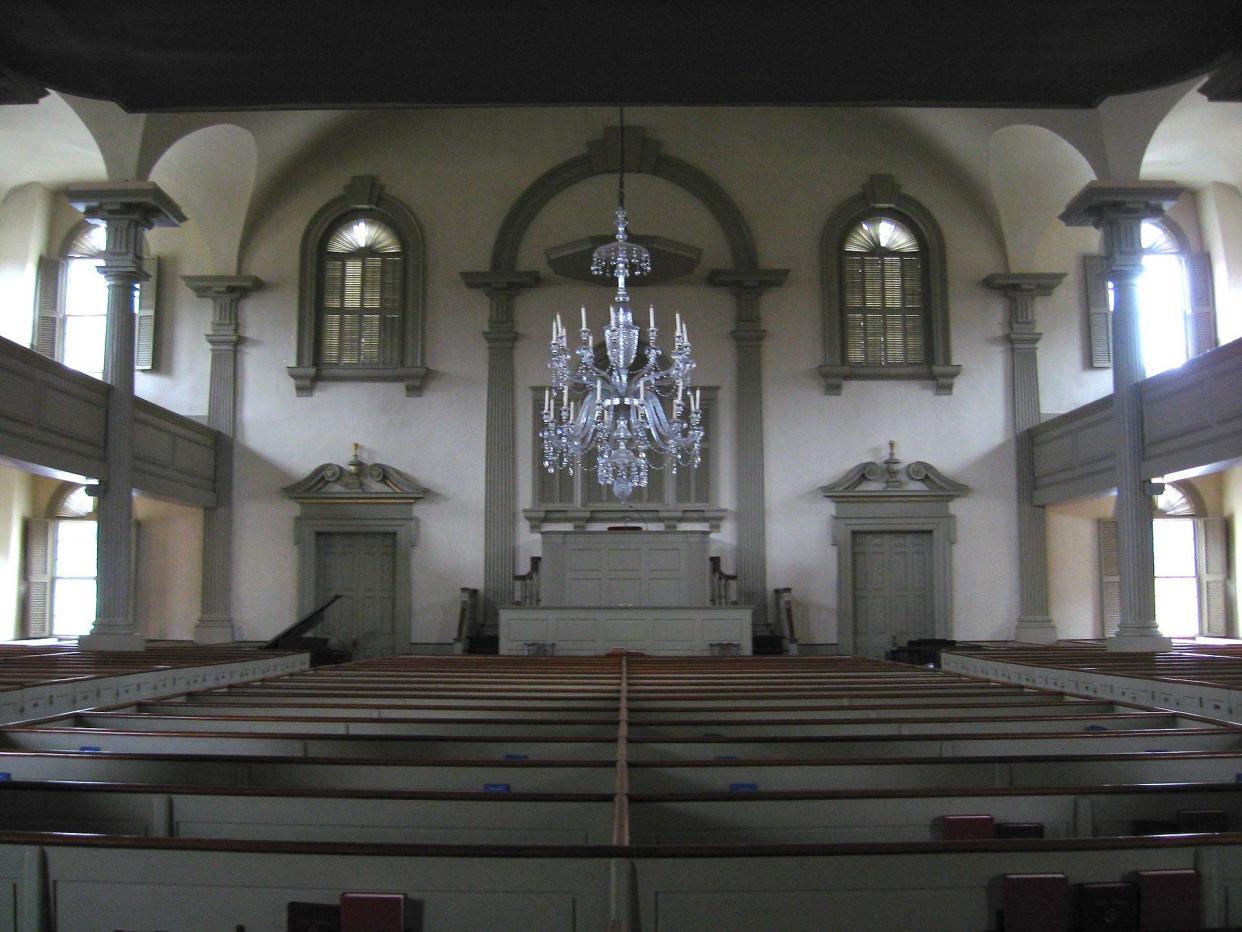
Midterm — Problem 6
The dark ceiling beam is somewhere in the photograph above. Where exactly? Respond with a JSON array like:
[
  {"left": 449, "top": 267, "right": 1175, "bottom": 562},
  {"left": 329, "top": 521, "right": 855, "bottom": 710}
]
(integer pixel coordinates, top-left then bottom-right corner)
[{"left": 1, "top": 1, "right": 1240, "bottom": 111}]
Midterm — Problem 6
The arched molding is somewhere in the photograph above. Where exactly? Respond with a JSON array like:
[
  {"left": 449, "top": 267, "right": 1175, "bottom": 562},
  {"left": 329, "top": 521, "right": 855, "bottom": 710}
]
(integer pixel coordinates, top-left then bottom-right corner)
[
  {"left": 486, "top": 126, "right": 759, "bottom": 274},
  {"left": 819, "top": 174, "right": 960, "bottom": 394},
  {"left": 287, "top": 174, "right": 428, "bottom": 397}
]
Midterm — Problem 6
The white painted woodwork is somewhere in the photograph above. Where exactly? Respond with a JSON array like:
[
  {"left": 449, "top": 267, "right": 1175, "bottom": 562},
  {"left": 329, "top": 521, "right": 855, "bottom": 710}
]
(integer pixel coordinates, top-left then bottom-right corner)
[{"left": 498, "top": 606, "right": 752, "bottom": 655}]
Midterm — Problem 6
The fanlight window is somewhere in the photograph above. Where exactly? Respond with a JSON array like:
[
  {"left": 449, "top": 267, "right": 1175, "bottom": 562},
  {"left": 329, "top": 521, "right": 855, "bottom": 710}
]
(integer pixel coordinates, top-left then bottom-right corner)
[
  {"left": 63, "top": 223, "right": 110, "bottom": 379},
  {"left": 319, "top": 217, "right": 404, "bottom": 367},
  {"left": 841, "top": 215, "right": 925, "bottom": 366}
]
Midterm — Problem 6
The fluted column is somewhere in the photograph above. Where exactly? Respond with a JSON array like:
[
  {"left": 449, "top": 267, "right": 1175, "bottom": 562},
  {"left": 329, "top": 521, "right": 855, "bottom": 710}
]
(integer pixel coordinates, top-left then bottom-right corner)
[
  {"left": 184, "top": 275, "right": 263, "bottom": 644},
  {"left": 708, "top": 268, "right": 788, "bottom": 635},
  {"left": 1061, "top": 182, "right": 1182, "bottom": 651},
  {"left": 462, "top": 271, "right": 540, "bottom": 633},
  {"left": 983, "top": 272, "right": 1065, "bottom": 644},
  {"left": 65, "top": 183, "right": 185, "bottom": 651}
]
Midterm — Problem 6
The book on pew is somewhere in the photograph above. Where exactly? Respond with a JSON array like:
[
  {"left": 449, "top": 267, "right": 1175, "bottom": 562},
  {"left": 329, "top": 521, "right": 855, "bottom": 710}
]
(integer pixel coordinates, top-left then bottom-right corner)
[
  {"left": 1134, "top": 869, "right": 1200, "bottom": 931},
  {"left": 1000, "top": 873, "right": 1070, "bottom": 932},
  {"left": 1076, "top": 881, "right": 1138, "bottom": 931}
]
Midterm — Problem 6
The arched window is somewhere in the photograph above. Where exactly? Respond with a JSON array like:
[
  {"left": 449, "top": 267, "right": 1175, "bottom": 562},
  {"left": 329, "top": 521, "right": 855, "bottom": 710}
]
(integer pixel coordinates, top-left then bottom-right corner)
[
  {"left": 32, "top": 219, "right": 159, "bottom": 377},
  {"left": 288, "top": 175, "right": 427, "bottom": 397},
  {"left": 1084, "top": 218, "right": 1216, "bottom": 374},
  {"left": 820, "top": 175, "right": 959, "bottom": 394},
  {"left": 1098, "top": 479, "right": 1228, "bottom": 639},
  {"left": 840, "top": 214, "right": 925, "bottom": 366},
  {"left": 24, "top": 482, "right": 98, "bottom": 638},
  {"left": 319, "top": 215, "right": 404, "bottom": 367}
]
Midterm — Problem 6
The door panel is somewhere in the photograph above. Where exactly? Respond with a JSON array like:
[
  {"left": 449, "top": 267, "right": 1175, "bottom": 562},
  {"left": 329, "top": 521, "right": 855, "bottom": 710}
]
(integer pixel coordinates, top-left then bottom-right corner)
[
  {"left": 853, "top": 531, "right": 933, "bottom": 659},
  {"left": 314, "top": 532, "right": 398, "bottom": 659}
]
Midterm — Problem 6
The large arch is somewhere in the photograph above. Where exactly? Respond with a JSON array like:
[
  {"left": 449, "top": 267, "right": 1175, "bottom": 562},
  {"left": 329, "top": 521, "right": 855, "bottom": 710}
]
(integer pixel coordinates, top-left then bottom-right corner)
[
  {"left": 487, "top": 125, "right": 758, "bottom": 274},
  {"left": 467, "top": 124, "right": 784, "bottom": 638}
]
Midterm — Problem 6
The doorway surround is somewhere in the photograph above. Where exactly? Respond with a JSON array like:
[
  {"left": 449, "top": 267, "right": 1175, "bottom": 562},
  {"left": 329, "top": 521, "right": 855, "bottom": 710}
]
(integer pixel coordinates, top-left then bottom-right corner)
[
  {"left": 821, "top": 444, "right": 968, "bottom": 656},
  {"left": 282, "top": 448, "right": 425, "bottom": 650}
]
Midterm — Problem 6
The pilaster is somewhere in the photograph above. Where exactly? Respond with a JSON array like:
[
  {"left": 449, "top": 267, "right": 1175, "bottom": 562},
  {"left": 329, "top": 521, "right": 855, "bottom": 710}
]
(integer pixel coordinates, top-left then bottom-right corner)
[
  {"left": 183, "top": 275, "right": 263, "bottom": 644},
  {"left": 462, "top": 270, "right": 540, "bottom": 631},
  {"left": 983, "top": 272, "right": 1065, "bottom": 644},
  {"left": 708, "top": 268, "right": 788, "bottom": 634},
  {"left": 1061, "top": 181, "right": 1183, "bottom": 652},
  {"left": 65, "top": 183, "right": 185, "bottom": 651}
]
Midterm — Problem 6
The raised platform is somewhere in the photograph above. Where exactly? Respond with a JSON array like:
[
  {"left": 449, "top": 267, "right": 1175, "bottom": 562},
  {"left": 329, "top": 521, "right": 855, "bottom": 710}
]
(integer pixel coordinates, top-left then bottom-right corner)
[
  {"left": 0, "top": 642, "right": 307, "bottom": 725},
  {"left": 941, "top": 639, "right": 1242, "bottom": 723},
  {"left": 498, "top": 606, "right": 754, "bottom": 655}
]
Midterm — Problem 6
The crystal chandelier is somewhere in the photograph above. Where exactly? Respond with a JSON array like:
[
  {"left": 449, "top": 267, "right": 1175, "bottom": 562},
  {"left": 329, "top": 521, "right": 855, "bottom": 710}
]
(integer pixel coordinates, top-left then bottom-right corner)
[{"left": 541, "top": 111, "right": 703, "bottom": 503}]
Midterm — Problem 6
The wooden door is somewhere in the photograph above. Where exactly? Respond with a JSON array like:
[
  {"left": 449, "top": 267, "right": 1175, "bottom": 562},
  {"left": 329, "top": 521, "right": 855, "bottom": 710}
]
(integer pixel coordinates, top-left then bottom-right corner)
[
  {"left": 852, "top": 531, "right": 934, "bottom": 659},
  {"left": 314, "top": 532, "right": 398, "bottom": 659}
]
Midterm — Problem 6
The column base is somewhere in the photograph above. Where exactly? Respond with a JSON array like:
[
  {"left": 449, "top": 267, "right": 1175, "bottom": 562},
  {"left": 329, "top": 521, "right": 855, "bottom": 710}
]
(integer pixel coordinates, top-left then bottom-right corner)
[
  {"left": 1106, "top": 633, "right": 1173, "bottom": 652},
  {"left": 193, "top": 617, "right": 235, "bottom": 645},
  {"left": 1013, "top": 616, "right": 1058, "bottom": 644},
  {"left": 78, "top": 632, "right": 146, "bottom": 652}
]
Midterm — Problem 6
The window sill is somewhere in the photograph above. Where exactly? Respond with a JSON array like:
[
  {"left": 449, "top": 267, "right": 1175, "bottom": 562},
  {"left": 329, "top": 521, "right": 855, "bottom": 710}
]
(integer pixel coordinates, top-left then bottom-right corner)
[
  {"left": 818, "top": 363, "right": 960, "bottom": 396},
  {"left": 287, "top": 365, "right": 429, "bottom": 397}
]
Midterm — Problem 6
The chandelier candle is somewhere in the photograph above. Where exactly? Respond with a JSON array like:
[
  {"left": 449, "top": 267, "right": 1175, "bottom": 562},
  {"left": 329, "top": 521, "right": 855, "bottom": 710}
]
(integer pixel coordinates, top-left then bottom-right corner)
[{"left": 540, "top": 117, "right": 703, "bottom": 503}]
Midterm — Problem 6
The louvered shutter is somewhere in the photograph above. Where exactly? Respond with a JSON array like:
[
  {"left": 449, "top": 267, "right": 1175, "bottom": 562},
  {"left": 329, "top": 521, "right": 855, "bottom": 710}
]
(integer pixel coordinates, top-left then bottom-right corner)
[
  {"left": 1185, "top": 253, "right": 1217, "bottom": 359},
  {"left": 33, "top": 257, "right": 64, "bottom": 359},
  {"left": 1098, "top": 519, "right": 1121, "bottom": 637},
  {"left": 1084, "top": 255, "right": 1111, "bottom": 368},
  {"left": 134, "top": 256, "right": 158, "bottom": 370},
  {"left": 24, "top": 519, "right": 55, "bottom": 637},
  {"left": 1195, "top": 517, "right": 1229, "bottom": 636}
]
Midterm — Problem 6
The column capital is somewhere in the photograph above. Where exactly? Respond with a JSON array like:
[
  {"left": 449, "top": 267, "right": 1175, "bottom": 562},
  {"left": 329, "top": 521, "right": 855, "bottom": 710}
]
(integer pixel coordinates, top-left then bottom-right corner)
[
  {"left": 984, "top": 272, "right": 1065, "bottom": 341},
  {"left": 707, "top": 268, "right": 789, "bottom": 294},
  {"left": 182, "top": 275, "right": 264, "bottom": 299},
  {"left": 483, "top": 329, "right": 521, "bottom": 347},
  {"left": 64, "top": 181, "right": 186, "bottom": 229},
  {"left": 1059, "top": 181, "right": 1183, "bottom": 229},
  {"left": 981, "top": 272, "right": 1066, "bottom": 299},
  {"left": 460, "top": 270, "right": 541, "bottom": 297}
]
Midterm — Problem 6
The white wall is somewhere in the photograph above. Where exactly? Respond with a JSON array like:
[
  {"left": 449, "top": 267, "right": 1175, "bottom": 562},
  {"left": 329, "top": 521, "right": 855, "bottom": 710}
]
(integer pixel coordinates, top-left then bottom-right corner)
[
  {"left": 133, "top": 496, "right": 202, "bottom": 641},
  {"left": 0, "top": 182, "right": 53, "bottom": 346},
  {"left": 0, "top": 465, "right": 33, "bottom": 640},
  {"left": 1047, "top": 495, "right": 1114, "bottom": 639},
  {"left": 4, "top": 94, "right": 1242, "bottom": 649}
]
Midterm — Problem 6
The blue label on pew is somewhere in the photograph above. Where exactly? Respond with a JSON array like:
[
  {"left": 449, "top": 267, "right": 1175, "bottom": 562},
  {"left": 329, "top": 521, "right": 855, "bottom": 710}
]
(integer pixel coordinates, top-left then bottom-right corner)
[
  {"left": 484, "top": 783, "right": 512, "bottom": 793},
  {"left": 729, "top": 782, "right": 759, "bottom": 792},
  {"left": 716, "top": 755, "right": 738, "bottom": 760},
  {"left": 78, "top": 746, "right": 100, "bottom": 752},
  {"left": 1236, "top": 773, "right": 1242, "bottom": 783},
  {"left": 504, "top": 753, "right": 528, "bottom": 760},
  {"left": 0, "top": 772, "right": 10, "bottom": 780},
  {"left": 1085, "top": 724, "right": 1107, "bottom": 731}
]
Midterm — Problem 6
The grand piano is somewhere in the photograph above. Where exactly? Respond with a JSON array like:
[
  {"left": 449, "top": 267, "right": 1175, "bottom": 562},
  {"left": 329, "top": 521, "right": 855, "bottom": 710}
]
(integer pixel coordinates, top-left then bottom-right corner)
[{"left": 262, "top": 594, "right": 351, "bottom": 666}]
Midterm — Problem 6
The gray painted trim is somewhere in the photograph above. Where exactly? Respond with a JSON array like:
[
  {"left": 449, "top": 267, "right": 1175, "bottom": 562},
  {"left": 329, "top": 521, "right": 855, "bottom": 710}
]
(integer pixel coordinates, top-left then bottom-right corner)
[
  {"left": 823, "top": 455, "right": 967, "bottom": 655},
  {"left": 828, "top": 510, "right": 958, "bottom": 657},
  {"left": 819, "top": 174, "right": 959, "bottom": 394},
  {"left": 0, "top": 335, "right": 108, "bottom": 480},
  {"left": 469, "top": 127, "right": 772, "bottom": 633},
  {"left": 292, "top": 502, "right": 418, "bottom": 652},
  {"left": 289, "top": 176, "right": 427, "bottom": 397}
]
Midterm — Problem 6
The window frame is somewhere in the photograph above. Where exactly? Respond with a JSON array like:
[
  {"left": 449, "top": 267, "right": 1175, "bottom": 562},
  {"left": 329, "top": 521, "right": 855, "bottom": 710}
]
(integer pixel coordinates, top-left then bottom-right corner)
[
  {"left": 1083, "top": 216, "right": 1217, "bottom": 372},
  {"left": 819, "top": 174, "right": 959, "bottom": 395},
  {"left": 288, "top": 175, "right": 427, "bottom": 397},
  {"left": 33, "top": 219, "right": 158, "bottom": 375}
]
